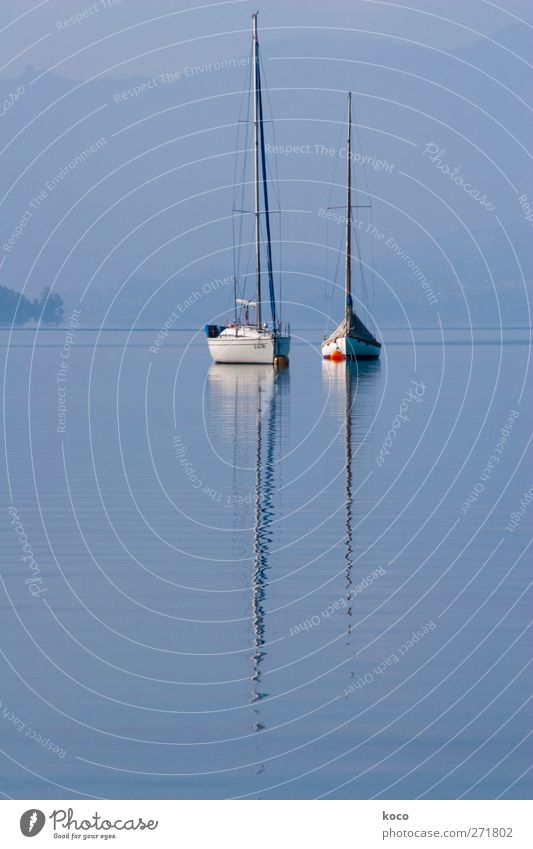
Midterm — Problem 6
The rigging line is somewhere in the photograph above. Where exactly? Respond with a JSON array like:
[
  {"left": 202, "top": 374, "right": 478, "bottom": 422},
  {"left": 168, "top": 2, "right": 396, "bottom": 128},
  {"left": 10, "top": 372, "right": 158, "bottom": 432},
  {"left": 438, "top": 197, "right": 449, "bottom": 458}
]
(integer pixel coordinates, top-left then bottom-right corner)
[
  {"left": 259, "top": 53, "right": 283, "bottom": 319},
  {"left": 323, "top": 209, "right": 330, "bottom": 333},
  {"left": 352, "top": 219, "right": 369, "bottom": 318},
  {"left": 351, "top": 202, "right": 371, "bottom": 322},
  {"left": 323, "top": 98, "right": 351, "bottom": 330},
  {"left": 233, "top": 66, "right": 250, "bottom": 265},
  {"left": 232, "top": 121, "right": 242, "bottom": 315},
  {"left": 326, "top": 226, "right": 344, "bottom": 334},
  {"left": 256, "top": 51, "right": 277, "bottom": 327},
  {"left": 349, "top": 107, "right": 371, "bottom": 326},
  {"left": 240, "top": 62, "right": 254, "bottom": 315},
  {"left": 325, "top": 95, "right": 348, "bottom": 218},
  {"left": 234, "top": 50, "right": 254, "bottom": 322},
  {"left": 260, "top": 54, "right": 282, "bottom": 210},
  {"left": 324, "top": 211, "right": 343, "bottom": 335},
  {"left": 352, "top": 96, "right": 376, "bottom": 331}
]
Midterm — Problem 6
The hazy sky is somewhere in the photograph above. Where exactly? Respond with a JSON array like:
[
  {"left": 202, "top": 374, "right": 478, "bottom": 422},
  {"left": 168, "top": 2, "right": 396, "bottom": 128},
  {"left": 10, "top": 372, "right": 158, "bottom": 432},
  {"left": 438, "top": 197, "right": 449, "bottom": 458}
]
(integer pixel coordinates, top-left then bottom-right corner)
[
  {"left": 0, "top": 0, "right": 531, "bottom": 328},
  {"left": 2, "top": 0, "right": 532, "bottom": 80}
]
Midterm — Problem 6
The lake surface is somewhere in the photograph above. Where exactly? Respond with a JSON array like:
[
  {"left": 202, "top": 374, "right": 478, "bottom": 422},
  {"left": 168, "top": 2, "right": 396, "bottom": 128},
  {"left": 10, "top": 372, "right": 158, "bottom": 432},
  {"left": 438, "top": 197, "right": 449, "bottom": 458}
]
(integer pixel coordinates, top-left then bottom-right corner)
[{"left": 1, "top": 326, "right": 531, "bottom": 799}]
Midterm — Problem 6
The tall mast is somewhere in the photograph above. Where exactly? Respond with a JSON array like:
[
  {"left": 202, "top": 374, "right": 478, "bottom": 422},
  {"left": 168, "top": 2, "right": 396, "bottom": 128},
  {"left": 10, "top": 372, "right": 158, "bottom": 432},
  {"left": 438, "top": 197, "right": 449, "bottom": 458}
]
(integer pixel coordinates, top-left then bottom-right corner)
[
  {"left": 252, "top": 12, "right": 262, "bottom": 328},
  {"left": 345, "top": 92, "right": 353, "bottom": 321}
]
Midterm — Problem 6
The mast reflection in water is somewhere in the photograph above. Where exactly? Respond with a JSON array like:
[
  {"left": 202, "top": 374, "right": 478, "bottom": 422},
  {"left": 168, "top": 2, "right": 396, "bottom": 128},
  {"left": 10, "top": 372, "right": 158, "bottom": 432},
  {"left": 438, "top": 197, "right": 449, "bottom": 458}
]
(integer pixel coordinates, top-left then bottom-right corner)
[
  {"left": 207, "top": 363, "right": 289, "bottom": 732},
  {"left": 322, "top": 359, "right": 381, "bottom": 642}
]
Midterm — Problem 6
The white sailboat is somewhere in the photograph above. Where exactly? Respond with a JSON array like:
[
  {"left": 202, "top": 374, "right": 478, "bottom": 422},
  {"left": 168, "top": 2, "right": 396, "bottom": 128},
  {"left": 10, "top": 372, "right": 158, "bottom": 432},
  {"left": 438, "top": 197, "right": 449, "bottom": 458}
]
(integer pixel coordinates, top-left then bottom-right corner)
[
  {"left": 206, "top": 14, "right": 290, "bottom": 365},
  {"left": 322, "top": 93, "right": 381, "bottom": 361}
]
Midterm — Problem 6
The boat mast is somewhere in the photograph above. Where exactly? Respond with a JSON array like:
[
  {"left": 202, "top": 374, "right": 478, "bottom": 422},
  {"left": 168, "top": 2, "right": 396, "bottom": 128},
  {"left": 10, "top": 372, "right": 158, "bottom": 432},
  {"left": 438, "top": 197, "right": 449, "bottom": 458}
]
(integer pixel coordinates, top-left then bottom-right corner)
[
  {"left": 345, "top": 92, "right": 353, "bottom": 324},
  {"left": 252, "top": 12, "right": 262, "bottom": 329}
]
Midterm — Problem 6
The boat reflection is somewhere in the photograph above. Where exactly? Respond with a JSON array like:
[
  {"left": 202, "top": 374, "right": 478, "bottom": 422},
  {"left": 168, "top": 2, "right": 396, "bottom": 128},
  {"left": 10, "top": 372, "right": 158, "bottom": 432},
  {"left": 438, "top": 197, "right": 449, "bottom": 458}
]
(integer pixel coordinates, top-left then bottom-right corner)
[
  {"left": 207, "top": 363, "right": 289, "bottom": 731},
  {"left": 321, "top": 359, "right": 381, "bottom": 640}
]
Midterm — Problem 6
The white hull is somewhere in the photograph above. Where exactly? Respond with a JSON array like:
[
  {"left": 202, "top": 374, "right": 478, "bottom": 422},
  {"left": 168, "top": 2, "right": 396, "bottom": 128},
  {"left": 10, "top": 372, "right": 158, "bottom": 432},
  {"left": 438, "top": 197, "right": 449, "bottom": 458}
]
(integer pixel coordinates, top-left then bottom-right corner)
[
  {"left": 208, "top": 327, "right": 290, "bottom": 364},
  {"left": 322, "top": 334, "right": 381, "bottom": 359}
]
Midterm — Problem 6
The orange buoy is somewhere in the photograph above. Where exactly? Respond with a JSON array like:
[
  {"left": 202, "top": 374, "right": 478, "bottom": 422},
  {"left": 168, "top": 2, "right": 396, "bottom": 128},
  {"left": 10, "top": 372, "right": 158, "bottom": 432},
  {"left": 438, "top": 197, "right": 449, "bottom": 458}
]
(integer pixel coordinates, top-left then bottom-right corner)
[{"left": 330, "top": 350, "right": 344, "bottom": 362}]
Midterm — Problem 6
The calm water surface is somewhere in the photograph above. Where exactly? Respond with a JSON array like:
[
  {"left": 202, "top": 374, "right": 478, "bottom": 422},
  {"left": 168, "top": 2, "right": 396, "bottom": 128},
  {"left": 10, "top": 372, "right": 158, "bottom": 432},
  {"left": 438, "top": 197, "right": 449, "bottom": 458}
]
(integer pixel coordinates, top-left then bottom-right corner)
[{"left": 1, "top": 327, "right": 531, "bottom": 799}]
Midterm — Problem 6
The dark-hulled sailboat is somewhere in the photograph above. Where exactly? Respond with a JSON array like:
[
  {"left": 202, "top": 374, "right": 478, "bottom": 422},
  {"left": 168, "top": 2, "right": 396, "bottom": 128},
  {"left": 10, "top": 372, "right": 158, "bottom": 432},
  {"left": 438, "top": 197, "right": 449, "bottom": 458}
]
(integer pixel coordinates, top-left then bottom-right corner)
[{"left": 322, "top": 93, "right": 381, "bottom": 360}]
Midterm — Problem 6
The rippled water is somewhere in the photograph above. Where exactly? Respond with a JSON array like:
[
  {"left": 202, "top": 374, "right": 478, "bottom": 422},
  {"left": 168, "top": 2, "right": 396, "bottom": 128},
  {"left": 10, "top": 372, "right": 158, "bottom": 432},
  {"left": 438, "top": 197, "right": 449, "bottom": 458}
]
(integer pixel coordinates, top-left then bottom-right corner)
[{"left": 1, "top": 327, "right": 531, "bottom": 799}]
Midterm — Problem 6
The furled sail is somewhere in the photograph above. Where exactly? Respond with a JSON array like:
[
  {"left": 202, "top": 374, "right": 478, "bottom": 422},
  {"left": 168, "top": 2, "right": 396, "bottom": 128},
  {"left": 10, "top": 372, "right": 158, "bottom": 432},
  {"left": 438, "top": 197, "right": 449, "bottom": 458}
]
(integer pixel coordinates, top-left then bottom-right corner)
[{"left": 325, "top": 308, "right": 379, "bottom": 346}]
